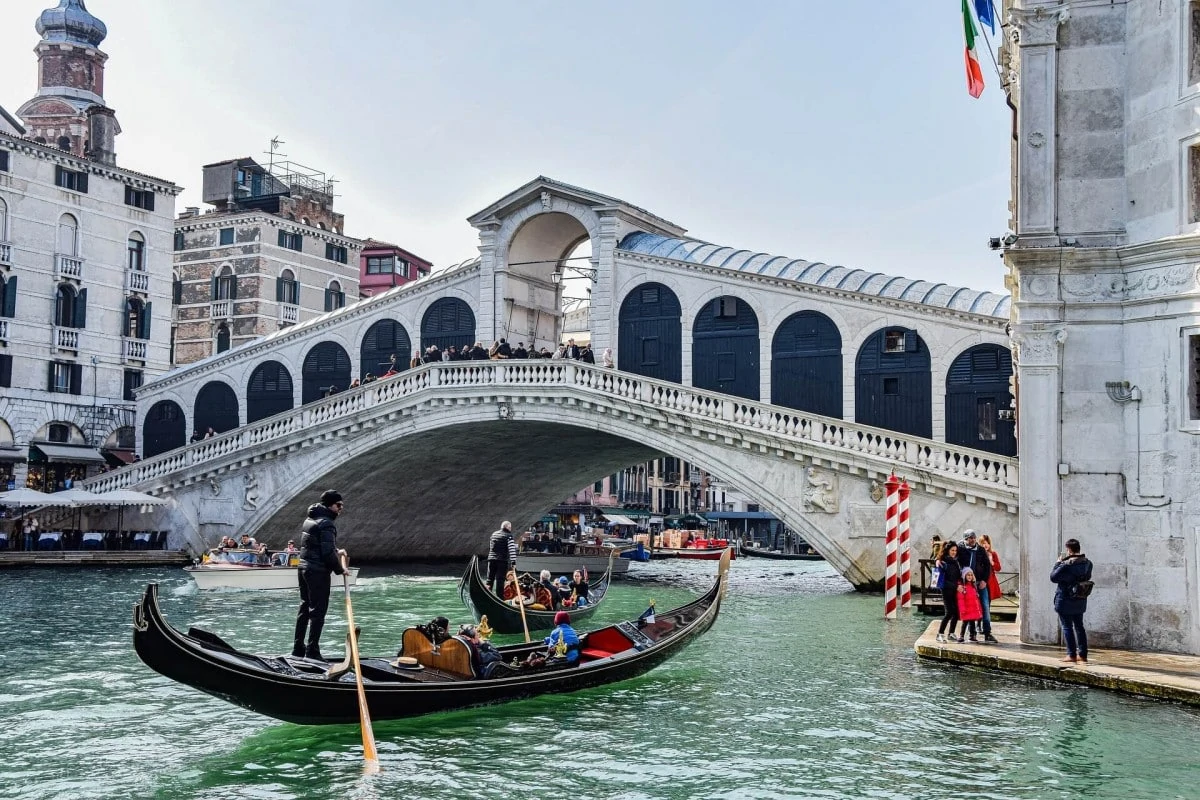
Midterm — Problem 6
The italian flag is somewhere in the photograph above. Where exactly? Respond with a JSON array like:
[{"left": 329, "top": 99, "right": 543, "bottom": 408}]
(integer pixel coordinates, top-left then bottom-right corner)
[{"left": 962, "top": 0, "right": 985, "bottom": 98}]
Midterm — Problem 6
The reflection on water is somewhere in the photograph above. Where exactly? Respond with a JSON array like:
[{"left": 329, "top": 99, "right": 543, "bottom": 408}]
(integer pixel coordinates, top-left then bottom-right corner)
[{"left": 1, "top": 561, "right": 1198, "bottom": 800}]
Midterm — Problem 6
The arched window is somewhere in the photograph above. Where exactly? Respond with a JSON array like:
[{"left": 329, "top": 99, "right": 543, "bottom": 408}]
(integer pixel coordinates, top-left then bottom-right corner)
[
  {"left": 55, "top": 284, "right": 78, "bottom": 327},
  {"left": 302, "top": 341, "right": 352, "bottom": 403},
  {"left": 945, "top": 344, "right": 1015, "bottom": 456},
  {"left": 57, "top": 214, "right": 78, "bottom": 256},
  {"left": 692, "top": 295, "right": 759, "bottom": 400},
  {"left": 854, "top": 327, "right": 932, "bottom": 438},
  {"left": 301, "top": 217, "right": 310, "bottom": 226},
  {"left": 324, "top": 280, "right": 345, "bottom": 312},
  {"left": 126, "top": 297, "right": 148, "bottom": 339},
  {"left": 215, "top": 323, "right": 230, "bottom": 353},
  {"left": 212, "top": 264, "right": 236, "bottom": 300},
  {"left": 143, "top": 400, "right": 185, "bottom": 457},
  {"left": 247, "top": 360, "right": 295, "bottom": 422},
  {"left": 276, "top": 268, "right": 299, "bottom": 305},
  {"left": 617, "top": 283, "right": 682, "bottom": 382},
  {"left": 420, "top": 297, "right": 476, "bottom": 352},
  {"left": 57, "top": 136, "right": 71, "bottom": 152},
  {"left": 172, "top": 272, "right": 182, "bottom": 305},
  {"left": 194, "top": 381, "right": 239, "bottom": 434},
  {"left": 127, "top": 231, "right": 145, "bottom": 271}
]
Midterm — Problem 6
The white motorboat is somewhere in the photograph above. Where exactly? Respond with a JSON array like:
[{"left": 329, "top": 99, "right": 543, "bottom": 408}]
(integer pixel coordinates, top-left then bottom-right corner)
[{"left": 184, "top": 549, "right": 361, "bottom": 591}]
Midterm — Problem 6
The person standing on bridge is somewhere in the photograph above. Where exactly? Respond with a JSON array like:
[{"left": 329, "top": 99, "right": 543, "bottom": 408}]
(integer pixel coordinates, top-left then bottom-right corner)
[
  {"left": 292, "top": 490, "right": 348, "bottom": 661},
  {"left": 487, "top": 520, "right": 518, "bottom": 597}
]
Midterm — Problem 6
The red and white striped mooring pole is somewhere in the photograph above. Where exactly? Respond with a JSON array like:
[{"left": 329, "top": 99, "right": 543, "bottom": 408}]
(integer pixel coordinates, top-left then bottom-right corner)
[
  {"left": 884, "top": 474, "right": 900, "bottom": 619},
  {"left": 898, "top": 479, "right": 912, "bottom": 609}
]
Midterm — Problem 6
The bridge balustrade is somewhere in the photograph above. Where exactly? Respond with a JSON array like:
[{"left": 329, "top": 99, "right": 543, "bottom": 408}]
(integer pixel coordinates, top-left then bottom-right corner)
[{"left": 89, "top": 361, "right": 1017, "bottom": 498}]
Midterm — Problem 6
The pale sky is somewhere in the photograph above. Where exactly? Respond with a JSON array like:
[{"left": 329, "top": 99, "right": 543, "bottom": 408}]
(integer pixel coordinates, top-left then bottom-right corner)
[{"left": 1, "top": 0, "right": 1012, "bottom": 293}]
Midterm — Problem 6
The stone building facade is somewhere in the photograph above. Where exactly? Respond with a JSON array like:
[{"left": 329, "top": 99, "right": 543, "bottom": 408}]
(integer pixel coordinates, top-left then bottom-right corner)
[
  {"left": 171, "top": 157, "right": 363, "bottom": 366},
  {"left": 1004, "top": 0, "right": 1200, "bottom": 654}
]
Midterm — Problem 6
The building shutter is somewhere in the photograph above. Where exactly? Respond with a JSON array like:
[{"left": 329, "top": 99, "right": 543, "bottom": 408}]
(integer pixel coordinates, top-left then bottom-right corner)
[
  {"left": 55, "top": 165, "right": 65, "bottom": 186},
  {"left": 144, "top": 191, "right": 154, "bottom": 212},
  {"left": 77, "top": 171, "right": 88, "bottom": 194},
  {"left": 0, "top": 151, "right": 9, "bottom": 172},
  {"left": 324, "top": 288, "right": 332, "bottom": 312},
  {"left": 47, "top": 362, "right": 56, "bottom": 392},
  {"left": 0, "top": 354, "right": 11, "bottom": 388},
  {"left": 140, "top": 302, "right": 152, "bottom": 339},
  {"left": 74, "top": 288, "right": 87, "bottom": 328},
  {"left": 904, "top": 330, "right": 918, "bottom": 353},
  {"left": 69, "top": 363, "right": 83, "bottom": 395},
  {"left": 275, "top": 277, "right": 284, "bottom": 302},
  {"left": 211, "top": 275, "right": 218, "bottom": 300},
  {"left": 337, "top": 291, "right": 345, "bottom": 308},
  {"left": 278, "top": 229, "right": 287, "bottom": 247},
  {"left": 124, "top": 186, "right": 134, "bottom": 205},
  {"left": 229, "top": 275, "right": 238, "bottom": 300},
  {"left": 1, "top": 275, "right": 15, "bottom": 317}
]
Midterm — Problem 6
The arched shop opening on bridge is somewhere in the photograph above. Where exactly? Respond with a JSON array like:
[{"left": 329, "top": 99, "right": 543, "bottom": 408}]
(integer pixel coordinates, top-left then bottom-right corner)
[
  {"left": 302, "top": 341, "right": 352, "bottom": 403},
  {"left": 194, "top": 381, "right": 239, "bottom": 435},
  {"left": 692, "top": 295, "right": 760, "bottom": 401},
  {"left": 143, "top": 400, "right": 185, "bottom": 458},
  {"left": 771, "top": 310, "right": 842, "bottom": 418},
  {"left": 855, "top": 327, "right": 932, "bottom": 438},
  {"left": 246, "top": 361, "right": 294, "bottom": 423},
  {"left": 944, "top": 343, "right": 1015, "bottom": 457},
  {"left": 618, "top": 282, "right": 682, "bottom": 382},
  {"left": 361, "top": 319, "right": 411, "bottom": 378},
  {"left": 421, "top": 298, "right": 475, "bottom": 354}
]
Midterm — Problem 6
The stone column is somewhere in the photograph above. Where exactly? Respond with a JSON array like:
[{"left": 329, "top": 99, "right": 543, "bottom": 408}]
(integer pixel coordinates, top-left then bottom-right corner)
[
  {"left": 475, "top": 222, "right": 500, "bottom": 345},
  {"left": 1013, "top": 323, "right": 1067, "bottom": 643},
  {"left": 589, "top": 213, "right": 620, "bottom": 355}
]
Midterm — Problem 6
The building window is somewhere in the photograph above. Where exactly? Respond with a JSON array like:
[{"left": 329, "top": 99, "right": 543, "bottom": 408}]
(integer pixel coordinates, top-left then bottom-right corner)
[
  {"left": 1189, "top": 334, "right": 1200, "bottom": 420},
  {"left": 883, "top": 377, "right": 900, "bottom": 395},
  {"left": 366, "top": 255, "right": 394, "bottom": 274},
  {"left": 276, "top": 269, "right": 300, "bottom": 305},
  {"left": 326, "top": 243, "right": 348, "bottom": 263},
  {"left": 713, "top": 297, "right": 737, "bottom": 318},
  {"left": 278, "top": 230, "right": 303, "bottom": 251},
  {"left": 123, "top": 369, "right": 143, "bottom": 402},
  {"left": 55, "top": 284, "right": 85, "bottom": 328},
  {"left": 173, "top": 230, "right": 185, "bottom": 251},
  {"left": 48, "top": 423, "right": 70, "bottom": 442},
  {"left": 216, "top": 324, "right": 230, "bottom": 353},
  {"left": 0, "top": 274, "right": 15, "bottom": 318},
  {"left": 212, "top": 267, "right": 237, "bottom": 300},
  {"left": 57, "top": 213, "right": 78, "bottom": 256},
  {"left": 1191, "top": 3, "right": 1200, "bottom": 87},
  {"left": 124, "top": 186, "right": 155, "bottom": 211},
  {"left": 883, "top": 329, "right": 917, "bottom": 354},
  {"left": 126, "top": 297, "right": 150, "bottom": 339},
  {"left": 324, "top": 281, "right": 346, "bottom": 311},
  {"left": 127, "top": 232, "right": 145, "bottom": 271},
  {"left": 219, "top": 228, "right": 234, "bottom": 246},
  {"left": 54, "top": 165, "right": 88, "bottom": 193},
  {"left": 0, "top": 150, "right": 8, "bottom": 172},
  {"left": 47, "top": 362, "right": 80, "bottom": 395},
  {"left": 0, "top": 353, "right": 11, "bottom": 388},
  {"left": 56, "top": 136, "right": 71, "bottom": 152},
  {"left": 0, "top": 196, "right": 7, "bottom": 241},
  {"left": 1191, "top": 145, "right": 1200, "bottom": 224}
]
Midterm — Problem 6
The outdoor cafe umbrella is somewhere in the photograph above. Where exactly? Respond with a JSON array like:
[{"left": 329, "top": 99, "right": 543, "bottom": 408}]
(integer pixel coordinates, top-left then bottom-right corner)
[
  {"left": 53, "top": 488, "right": 110, "bottom": 530},
  {"left": 92, "top": 489, "right": 168, "bottom": 536},
  {"left": 0, "top": 488, "right": 74, "bottom": 508}
]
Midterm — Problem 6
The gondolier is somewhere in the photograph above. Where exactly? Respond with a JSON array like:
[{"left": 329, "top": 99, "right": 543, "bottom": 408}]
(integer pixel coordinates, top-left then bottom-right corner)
[
  {"left": 487, "top": 520, "right": 517, "bottom": 597},
  {"left": 292, "top": 490, "right": 347, "bottom": 661}
]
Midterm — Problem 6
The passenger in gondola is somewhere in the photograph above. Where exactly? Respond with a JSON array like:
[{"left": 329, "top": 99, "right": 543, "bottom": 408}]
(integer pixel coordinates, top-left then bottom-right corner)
[
  {"left": 569, "top": 568, "right": 590, "bottom": 607},
  {"left": 239, "top": 533, "right": 258, "bottom": 549},
  {"left": 543, "top": 611, "right": 581, "bottom": 665},
  {"left": 538, "top": 570, "right": 560, "bottom": 609},
  {"left": 416, "top": 616, "right": 452, "bottom": 645},
  {"left": 554, "top": 575, "right": 573, "bottom": 608},
  {"left": 459, "top": 624, "right": 505, "bottom": 677}
]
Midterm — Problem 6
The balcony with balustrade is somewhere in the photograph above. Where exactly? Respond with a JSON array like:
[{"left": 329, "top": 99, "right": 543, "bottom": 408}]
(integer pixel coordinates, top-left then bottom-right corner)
[
  {"left": 122, "top": 338, "right": 147, "bottom": 363},
  {"left": 210, "top": 300, "right": 232, "bottom": 319},
  {"left": 126, "top": 269, "right": 150, "bottom": 294},
  {"left": 53, "top": 326, "right": 79, "bottom": 352},
  {"left": 56, "top": 254, "right": 84, "bottom": 281},
  {"left": 0, "top": 242, "right": 11, "bottom": 267},
  {"left": 278, "top": 303, "right": 299, "bottom": 325},
  {"left": 0, "top": 319, "right": 8, "bottom": 341}
]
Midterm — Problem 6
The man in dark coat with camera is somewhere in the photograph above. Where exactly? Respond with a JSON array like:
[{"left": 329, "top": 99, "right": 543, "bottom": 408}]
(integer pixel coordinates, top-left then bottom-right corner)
[
  {"left": 292, "top": 490, "right": 347, "bottom": 661},
  {"left": 1050, "top": 538, "right": 1093, "bottom": 664}
]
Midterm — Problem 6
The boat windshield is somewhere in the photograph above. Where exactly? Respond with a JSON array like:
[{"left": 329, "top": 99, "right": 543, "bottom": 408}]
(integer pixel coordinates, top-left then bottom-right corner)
[{"left": 206, "top": 549, "right": 262, "bottom": 565}]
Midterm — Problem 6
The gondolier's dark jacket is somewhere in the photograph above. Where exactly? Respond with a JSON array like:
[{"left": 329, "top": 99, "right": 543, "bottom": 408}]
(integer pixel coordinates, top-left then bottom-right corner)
[
  {"left": 488, "top": 529, "right": 517, "bottom": 565},
  {"left": 300, "top": 504, "right": 344, "bottom": 574}
]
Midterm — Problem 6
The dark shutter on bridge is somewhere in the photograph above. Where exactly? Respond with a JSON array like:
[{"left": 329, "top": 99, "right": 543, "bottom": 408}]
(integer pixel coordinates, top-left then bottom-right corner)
[
  {"left": 0, "top": 354, "right": 11, "bottom": 388},
  {"left": 2, "top": 275, "right": 15, "bottom": 317},
  {"left": 904, "top": 330, "right": 918, "bottom": 353},
  {"left": 69, "top": 363, "right": 82, "bottom": 395},
  {"left": 73, "top": 288, "right": 87, "bottom": 328}
]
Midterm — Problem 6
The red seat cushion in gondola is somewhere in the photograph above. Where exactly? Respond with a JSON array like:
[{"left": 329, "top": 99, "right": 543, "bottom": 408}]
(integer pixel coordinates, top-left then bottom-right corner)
[
  {"left": 581, "top": 648, "right": 614, "bottom": 661},
  {"left": 580, "top": 627, "right": 633, "bottom": 660}
]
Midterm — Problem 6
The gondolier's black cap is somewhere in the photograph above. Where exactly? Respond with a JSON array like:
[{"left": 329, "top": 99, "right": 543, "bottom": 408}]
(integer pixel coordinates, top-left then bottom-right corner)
[{"left": 320, "top": 490, "right": 343, "bottom": 506}]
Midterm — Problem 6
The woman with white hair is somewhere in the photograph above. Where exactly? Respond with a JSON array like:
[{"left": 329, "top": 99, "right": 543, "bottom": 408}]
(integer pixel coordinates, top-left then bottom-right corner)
[{"left": 602, "top": 348, "right": 614, "bottom": 368}]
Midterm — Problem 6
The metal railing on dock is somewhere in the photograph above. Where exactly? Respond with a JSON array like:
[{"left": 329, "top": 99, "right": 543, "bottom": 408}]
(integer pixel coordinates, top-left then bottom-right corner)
[{"left": 917, "top": 558, "right": 1019, "bottom": 619}]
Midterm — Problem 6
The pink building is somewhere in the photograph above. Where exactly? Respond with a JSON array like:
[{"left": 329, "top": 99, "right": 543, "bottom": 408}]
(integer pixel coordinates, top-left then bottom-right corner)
[{"left": 359, "top": 239, "right": 431, "bottom": 298}]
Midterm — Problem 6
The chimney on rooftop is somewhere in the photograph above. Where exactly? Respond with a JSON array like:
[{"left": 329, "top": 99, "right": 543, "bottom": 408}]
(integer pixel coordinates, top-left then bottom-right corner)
[{"left": 85, "top": 105, "right": 118, "bottom": 166}]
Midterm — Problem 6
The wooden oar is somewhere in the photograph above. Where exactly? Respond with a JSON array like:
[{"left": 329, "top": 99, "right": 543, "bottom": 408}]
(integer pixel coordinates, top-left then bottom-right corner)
[
  {"left": 340, "top": 553, "right": 379, "bottom": 773},
  {"left": 509, "top": 569, "right": 531, "bottom": 643}
]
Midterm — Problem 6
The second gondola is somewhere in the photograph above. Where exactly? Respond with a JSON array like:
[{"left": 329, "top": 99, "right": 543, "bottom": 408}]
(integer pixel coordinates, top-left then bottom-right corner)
[{"left": 459, "top": 555, "right": 612, "bottom": 634}]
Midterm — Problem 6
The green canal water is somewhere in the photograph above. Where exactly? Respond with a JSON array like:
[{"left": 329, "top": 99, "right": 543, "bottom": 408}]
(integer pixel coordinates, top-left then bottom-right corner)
[{"left": 1, "top": 559, "right": 1198, "bottom": 799}]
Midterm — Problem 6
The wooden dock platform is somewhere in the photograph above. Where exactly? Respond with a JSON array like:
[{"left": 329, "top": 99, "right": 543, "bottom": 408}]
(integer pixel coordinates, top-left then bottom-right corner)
[{"left": 0, "top": 551, "right": 192, "bottom": 568}]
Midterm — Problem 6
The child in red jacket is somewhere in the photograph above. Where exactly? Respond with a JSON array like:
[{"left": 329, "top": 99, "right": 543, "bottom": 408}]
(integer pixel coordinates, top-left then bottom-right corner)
[{"left": 958, "top": 568, "right": 984, "bottom": 642}]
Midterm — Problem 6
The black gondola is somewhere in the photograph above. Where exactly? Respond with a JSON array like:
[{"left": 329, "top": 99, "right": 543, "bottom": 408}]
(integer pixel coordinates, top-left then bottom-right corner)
[
  {"left": 131, "top": 550, "right": 730, "bottom": 725},
  {"left": 739, "top": 543, "right": 825, "bottom": 561},
  {"left": 458, "top": 555, "right": 612, "bottom": 634}
]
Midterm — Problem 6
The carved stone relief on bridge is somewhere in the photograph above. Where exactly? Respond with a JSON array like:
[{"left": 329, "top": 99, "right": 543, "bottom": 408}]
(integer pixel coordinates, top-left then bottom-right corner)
[
  {"left": 803, "top": 468, "right": 840, "bottom": 513},
  {"left": 1022, "top": 265, "right": 1200, "bottom": 305},
  {"left": 243, "top": 473, "right": 260, "bottom": 511},
  {"left": 1008, "top": 4, "right": 1069, "bottom": 47}
]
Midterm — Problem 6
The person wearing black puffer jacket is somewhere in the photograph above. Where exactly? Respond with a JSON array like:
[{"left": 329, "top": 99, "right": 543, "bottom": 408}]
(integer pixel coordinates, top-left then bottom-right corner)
[
  {"left": 292, "top": 490, "right": 347, "bottom": 661},
  {"left": 1050, "top": 538, "right": 1093, "bottom": 664}
]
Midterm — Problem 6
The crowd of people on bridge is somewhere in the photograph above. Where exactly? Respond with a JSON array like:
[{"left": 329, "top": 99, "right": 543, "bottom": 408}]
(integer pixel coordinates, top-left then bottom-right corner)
[{"left": 405, "top": 337, "right": 612, "bottom": 367}]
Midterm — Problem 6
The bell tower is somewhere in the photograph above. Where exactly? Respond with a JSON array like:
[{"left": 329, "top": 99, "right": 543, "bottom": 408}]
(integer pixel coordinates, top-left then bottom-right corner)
[{"left": 16, "top": 0, "right": 120, "bottom": 164}]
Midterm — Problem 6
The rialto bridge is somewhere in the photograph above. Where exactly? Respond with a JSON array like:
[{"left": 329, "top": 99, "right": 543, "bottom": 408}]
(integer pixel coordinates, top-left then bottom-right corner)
[{"left": 86, "top": 177, "right": 1019, "bottom": 588}]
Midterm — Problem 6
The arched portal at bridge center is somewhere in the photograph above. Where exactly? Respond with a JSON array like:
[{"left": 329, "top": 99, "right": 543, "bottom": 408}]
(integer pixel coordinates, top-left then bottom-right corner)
[{"left": 91, "top": 177, "right": 1018, "bottom": 592}]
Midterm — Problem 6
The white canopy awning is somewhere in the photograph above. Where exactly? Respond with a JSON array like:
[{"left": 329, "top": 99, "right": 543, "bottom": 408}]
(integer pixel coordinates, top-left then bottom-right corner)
[
  {"left": 604, "top": 514, "right": 638, "bottom": 526},
  {"left": 32, "top": 444, "right": 107, "bottom": 464}
]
